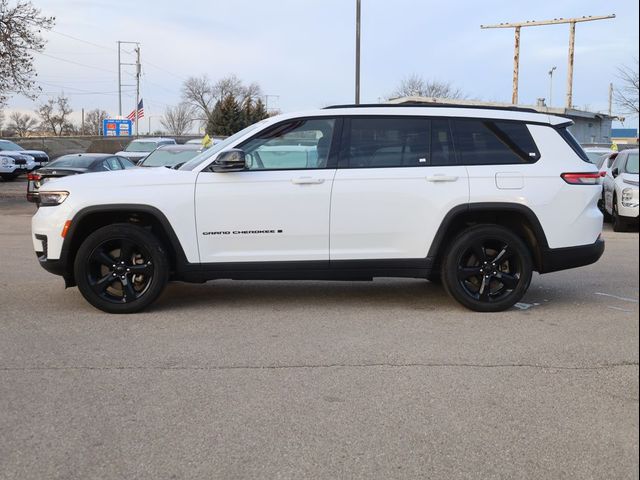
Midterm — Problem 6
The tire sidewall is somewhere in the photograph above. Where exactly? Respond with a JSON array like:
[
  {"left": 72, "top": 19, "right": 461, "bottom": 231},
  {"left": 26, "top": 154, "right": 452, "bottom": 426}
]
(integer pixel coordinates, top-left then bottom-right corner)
[
  {"left": 442, "top": 225, "right": 533, "bottom": 312},
  {"left": 74, "top": 223, "right": 169, "bottom": 313}
]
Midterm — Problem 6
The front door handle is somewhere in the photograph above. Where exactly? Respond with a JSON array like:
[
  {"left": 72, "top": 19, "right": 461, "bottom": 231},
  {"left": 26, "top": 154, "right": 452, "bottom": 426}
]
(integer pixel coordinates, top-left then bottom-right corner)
[
  {"left": 426, "top": 174, "right": 459, "bottom": 183},
  {"left": 291, "top": 177, "right": 325, "bottom": 185}
]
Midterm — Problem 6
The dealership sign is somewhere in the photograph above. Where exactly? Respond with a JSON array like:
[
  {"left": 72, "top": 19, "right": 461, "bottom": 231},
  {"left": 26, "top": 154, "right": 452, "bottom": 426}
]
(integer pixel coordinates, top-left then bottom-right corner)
[{"left": 102, "top": 119, "right": 133, "bottom": 137}]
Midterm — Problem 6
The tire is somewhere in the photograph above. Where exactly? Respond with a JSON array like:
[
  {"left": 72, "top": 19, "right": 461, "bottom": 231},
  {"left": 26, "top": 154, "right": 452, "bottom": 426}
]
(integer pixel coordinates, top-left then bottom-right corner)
[
  {"left": 426, "top": 271, "right": 442, "bottom": 284},
  {"left": 612, "top": 197, "right": 629, "bottom": 232},
  {"left": 441, "top": 225, "right": 533, "bottom": 312},
  {"left": 0, "top": 173, "right": 17, "bottom": 181},
  {"left": 74, "top": 223, "right": 170, "bottom": 313}
]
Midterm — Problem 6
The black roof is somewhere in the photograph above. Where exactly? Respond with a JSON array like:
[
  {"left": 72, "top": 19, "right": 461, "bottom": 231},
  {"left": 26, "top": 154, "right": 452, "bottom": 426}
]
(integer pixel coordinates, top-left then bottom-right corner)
[{"left": 324, "top": 103, "right": 540, "bottom": 114}]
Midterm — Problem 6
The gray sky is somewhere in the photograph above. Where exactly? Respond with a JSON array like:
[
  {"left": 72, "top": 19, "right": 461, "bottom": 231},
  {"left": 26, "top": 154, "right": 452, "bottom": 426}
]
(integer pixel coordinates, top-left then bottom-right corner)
[{"left": 6, "top": 0, "right": 640, "bottom": 131}]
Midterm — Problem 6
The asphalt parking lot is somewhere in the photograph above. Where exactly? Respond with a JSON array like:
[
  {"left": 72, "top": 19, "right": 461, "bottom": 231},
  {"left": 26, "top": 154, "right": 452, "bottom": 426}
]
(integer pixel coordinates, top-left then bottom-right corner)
[{"left": 0, "top": 191, "right": 638, "bottom": 480}]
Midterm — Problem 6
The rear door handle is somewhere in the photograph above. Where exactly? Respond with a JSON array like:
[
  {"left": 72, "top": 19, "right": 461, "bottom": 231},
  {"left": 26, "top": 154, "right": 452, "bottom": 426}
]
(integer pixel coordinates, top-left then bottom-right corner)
[
  {"left": 426, "top": 174, "right": 459, "bottom": 183},
  {"left": 291, "top": 177, "right": 325, "bottom": 185}
]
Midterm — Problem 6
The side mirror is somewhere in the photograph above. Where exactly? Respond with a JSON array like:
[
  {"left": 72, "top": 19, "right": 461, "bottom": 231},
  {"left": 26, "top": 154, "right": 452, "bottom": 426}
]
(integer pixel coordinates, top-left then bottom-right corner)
[
  {"left": 211, "top": 149, "right": 246, "bottom": 172},
  {"left": 612, "top": 167, "right": 619, "bottom": 178}
]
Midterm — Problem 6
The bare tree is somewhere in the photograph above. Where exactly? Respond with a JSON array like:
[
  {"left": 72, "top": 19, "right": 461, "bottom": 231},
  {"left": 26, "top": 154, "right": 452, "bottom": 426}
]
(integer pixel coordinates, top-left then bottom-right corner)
[
  {"left": 389, "top": 74, "right": 465, "bottom": 100},
  {"left": 8, "top": 111, "right": 38, "bottom": 137},
  {"left": 614, "top": 59, "right": 639, "bottom": 116},
  {"left": 182, "top": 75, "right": 215, "bottom": 122},
  {"left": 160, "top": 103, "right": 194, "bottom": 136},
  {"left": 37, "top": 94, "right": 73, "bottom": 136},
  {"left": 84, "top": 108, "right": 109, "bottom": 135},
  {"left": 0, "top": 108, "right": 5, "bottom": 133},
  {"left": 0, "top": 0, "right": 55, "bottom": 106},
  {"left": 182, "top": 74, "right": 263, "bottom": 122}
]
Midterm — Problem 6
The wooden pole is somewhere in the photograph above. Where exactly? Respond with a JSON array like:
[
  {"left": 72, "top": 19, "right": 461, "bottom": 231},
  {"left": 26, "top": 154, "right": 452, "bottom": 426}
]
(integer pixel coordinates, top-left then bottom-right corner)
[
  {"left": 512, "top": 26, "right": 520, "bottom": 104},
  {"left": 566, "top": 21, "right": 576, "bottom": 108},
  {"left": 481, "top": 14, "right": 615, "bottom": 109}
]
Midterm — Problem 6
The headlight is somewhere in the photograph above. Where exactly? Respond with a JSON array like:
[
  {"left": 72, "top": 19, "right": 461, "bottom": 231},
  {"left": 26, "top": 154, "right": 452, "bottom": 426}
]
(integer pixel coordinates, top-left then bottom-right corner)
[
  {"left": 621, "top": 188, "right": 637, "bottom": 208},
  {"left": 39, "top": 191, "right": 69, "bottom": 206},
  {"left": 1, "top": 157, "right": 13, "bottom": 166}
]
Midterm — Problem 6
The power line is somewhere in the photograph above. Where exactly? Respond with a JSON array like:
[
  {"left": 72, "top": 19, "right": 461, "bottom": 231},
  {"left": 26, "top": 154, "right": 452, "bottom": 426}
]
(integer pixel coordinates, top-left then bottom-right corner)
[{"left": 35, "top": 51, "right": 117, "bottom": 74}]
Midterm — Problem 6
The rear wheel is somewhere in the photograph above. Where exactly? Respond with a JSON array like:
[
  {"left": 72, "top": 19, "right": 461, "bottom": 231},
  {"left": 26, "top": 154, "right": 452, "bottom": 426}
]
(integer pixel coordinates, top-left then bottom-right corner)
[
  {"left": 441, "top": 225, "right": 533, "bottom": 312},
  {"left": 74, "top": 223, "right": 169, "bottom": 313}
]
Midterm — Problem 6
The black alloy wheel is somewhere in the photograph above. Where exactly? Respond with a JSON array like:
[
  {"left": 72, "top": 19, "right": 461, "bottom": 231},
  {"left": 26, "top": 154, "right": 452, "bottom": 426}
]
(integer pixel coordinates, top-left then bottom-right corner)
[
  {"left": 86, "top": 238, "right": 155, "bottom": 303},
  {"left": 442, "top": 225, "right": 533, "bottom": 312},
  {"left": 74, "top": 223, "right": 169, "bottom": 313}
]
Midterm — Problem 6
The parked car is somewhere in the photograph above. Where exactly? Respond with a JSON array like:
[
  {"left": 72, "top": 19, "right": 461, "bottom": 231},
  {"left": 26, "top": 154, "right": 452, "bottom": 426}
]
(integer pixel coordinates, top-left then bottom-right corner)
[
  {"left": 583, "top": 147, "right": 614, "bottom": 170},
  {"left": 602, "top": 149, "right": 639, "bottom": 231},
  {"left": 0, "top": 139, "right": 49, "bottom": 168},
  {"left": 0, "top": 153, "right": 37, "bottom": 181},
  {"left": 32, "top": 104, "right": 604, "bottom": 314},
  {"left": 137, "top": 144, "right": 205, "bottom": 169},
  {"left": 26, "top": 153, "right": 136, "bottom": 203},
  {"left": 115, "top": 138, "right": 176, "bottom": 163}
]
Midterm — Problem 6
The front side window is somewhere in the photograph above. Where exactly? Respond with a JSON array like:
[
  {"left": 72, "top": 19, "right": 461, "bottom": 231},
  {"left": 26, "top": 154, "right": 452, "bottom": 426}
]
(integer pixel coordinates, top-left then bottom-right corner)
[
  {"left": 102, "top": 157, "right": 122, "bottom": 171},
  {"left": 453, "top": 119, "right": 540, "bottom": 165},
  {"left": 240, "top": 118, "right": 335, "bottom": 170}
]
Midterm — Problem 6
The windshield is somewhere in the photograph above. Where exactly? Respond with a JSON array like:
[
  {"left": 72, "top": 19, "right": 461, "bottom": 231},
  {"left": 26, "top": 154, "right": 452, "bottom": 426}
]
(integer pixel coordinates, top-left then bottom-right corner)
[
  {"left": 625, "top": 152, "right": 639, "bottom": 174},
  {"left": 140, "top": 149, "right": 201, "bottom": 167},
  {"left": 0, "top": 140, "right": 25, "bottom": 151},
  {"left": 46, "top": 156, "right": 98, "bottom": 168},
  {"left": 179, "top": 121, "right": 269, "bottom": 171},
  {"left": 125, "top": 141, "right": 158, "bottom": 153}
]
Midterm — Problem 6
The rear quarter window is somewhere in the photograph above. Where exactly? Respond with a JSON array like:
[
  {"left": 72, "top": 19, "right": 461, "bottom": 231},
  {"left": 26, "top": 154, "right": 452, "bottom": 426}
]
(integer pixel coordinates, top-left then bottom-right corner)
[
  {"left": 452, "top": 119, "right": 540, "bottom": 165},
  {"left": 556, "top": 126, "right": 590, "bottom": 163}
]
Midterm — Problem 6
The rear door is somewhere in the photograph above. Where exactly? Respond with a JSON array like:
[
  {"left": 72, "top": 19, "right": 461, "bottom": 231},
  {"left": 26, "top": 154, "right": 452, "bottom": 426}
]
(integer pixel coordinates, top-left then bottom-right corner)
[{"left": 330, "top": 116, "right": 469, "bottom": 260}]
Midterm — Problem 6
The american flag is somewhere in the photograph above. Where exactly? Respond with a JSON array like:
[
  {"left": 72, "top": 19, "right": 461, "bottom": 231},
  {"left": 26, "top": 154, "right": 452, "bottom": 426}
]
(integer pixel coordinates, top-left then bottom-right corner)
[{"left": 127, "top": 99, "right": 144, "bottom": 120}]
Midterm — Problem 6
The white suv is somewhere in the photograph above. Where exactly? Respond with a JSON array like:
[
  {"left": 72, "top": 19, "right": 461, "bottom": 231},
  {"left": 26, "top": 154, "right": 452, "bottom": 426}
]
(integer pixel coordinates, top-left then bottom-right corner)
[
  {"left": 32, "top": 105, "right": 604, "bottom": 313},
  {"left": 602, "top": 148, "right": 639, "bottom": 231}
]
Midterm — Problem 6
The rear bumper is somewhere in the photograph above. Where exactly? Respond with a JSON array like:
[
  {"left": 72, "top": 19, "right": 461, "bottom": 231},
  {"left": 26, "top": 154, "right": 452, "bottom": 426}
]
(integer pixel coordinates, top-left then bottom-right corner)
[{"left": 539, "top": 237, "right": 605, "bottom": 274}]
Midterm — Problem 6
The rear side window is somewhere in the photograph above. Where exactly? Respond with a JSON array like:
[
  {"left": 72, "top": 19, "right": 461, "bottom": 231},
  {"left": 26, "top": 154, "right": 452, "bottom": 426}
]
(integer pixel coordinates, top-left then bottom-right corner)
[
  {"left": 556, "top": 126, "right": 590, "bottom": 163},
  {"left": 452, "top": 119, "right": 540, "bottom": 165},
  {"left": 344, "top": 117, "right": 430, "bottom": 168},
  {"left": 341, "top": 117, "right": 456, "bottom": 168}
]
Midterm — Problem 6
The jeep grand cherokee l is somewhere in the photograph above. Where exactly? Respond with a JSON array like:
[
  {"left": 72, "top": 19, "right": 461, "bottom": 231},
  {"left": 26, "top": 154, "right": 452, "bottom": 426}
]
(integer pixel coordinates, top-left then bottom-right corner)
[{"left": 32, "top": 104, "right": 604, "bottom": 313}]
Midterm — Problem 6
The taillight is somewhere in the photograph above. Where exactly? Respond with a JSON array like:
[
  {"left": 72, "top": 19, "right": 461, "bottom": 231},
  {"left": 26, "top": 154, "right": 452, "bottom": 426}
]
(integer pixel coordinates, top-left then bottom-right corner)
[
  {"left": 27, "top": 172, "right": 41, "bottom": 181},
  {"left": 561, "top": 172, "right": 601, "bottom": 185}
]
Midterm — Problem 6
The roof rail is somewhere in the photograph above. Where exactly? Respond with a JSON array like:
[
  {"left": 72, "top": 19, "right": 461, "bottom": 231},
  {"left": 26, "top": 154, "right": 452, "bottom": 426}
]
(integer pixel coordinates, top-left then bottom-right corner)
[{"left": 324, "top": 102, "right": 540, "bottom": 114}]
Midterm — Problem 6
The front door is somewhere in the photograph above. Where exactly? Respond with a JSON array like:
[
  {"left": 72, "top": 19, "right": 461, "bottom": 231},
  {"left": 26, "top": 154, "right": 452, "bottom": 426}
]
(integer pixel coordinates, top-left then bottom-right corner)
[{"left": 195, "top": 118, "right": 337, "bottom": 263}]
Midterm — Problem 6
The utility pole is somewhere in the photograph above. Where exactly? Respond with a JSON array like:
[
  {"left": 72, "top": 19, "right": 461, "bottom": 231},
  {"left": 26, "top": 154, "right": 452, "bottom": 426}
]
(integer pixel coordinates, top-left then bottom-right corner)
[
  {"left": 117, "top": 41, "right": 140, "bottom": 120},
  {"left": 548, "top": 66, "right": 556, "bottom": 107},
  {"left": 134, "top": 45, "right": 141, "bottom": 137},
  {"left": 481, "top": 14, "right": 615, "bottom": 107},
  {"left": 355, "top": 0, "right": 361, "bottom": 104},
  {"left": 608, "top": 82, "right": 613, "bottom": 116},
  {"left": 81, "top": 108, "right": 85, "bottom": 135},
  {"left": 117, "top": 41, "right": 122, "bottom": 116}
]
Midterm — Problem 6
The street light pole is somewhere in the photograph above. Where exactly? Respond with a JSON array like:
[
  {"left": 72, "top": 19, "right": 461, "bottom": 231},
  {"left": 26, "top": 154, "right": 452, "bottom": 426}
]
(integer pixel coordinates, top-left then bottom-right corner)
[
  {"left": 548, "top": 66, "right": 556, "bottom": 108},
  {"left": 355, "top": 0, "right": 361, "bottom": 104}
]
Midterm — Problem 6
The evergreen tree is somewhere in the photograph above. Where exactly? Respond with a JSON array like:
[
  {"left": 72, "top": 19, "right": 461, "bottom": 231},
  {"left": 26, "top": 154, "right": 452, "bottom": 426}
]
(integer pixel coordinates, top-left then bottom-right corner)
[
  {"left": 206, "top": 94, "right": 242, "bottom": 136},
  {"left": 250, "top": 99, "right": 269, "bottom": 124}
]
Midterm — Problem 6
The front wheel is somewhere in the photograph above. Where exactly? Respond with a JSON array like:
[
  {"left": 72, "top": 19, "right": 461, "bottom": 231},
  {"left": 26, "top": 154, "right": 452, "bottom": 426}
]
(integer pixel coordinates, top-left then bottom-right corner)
[
  {"left": 441, "top": 225, "right": 533, "bottom": 312},
  {"left": 74, "top": 223, "right": 170, "bottom": 313},
  {"left": 612, "top": 198, "right": 630, "bottom": 232}
]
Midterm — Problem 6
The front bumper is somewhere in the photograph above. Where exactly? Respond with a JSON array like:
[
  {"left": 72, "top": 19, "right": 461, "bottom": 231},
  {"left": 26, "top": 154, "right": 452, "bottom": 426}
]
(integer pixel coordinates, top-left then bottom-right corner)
[{"left": 539, "top": 237, "right": 605, "bottom": 274}]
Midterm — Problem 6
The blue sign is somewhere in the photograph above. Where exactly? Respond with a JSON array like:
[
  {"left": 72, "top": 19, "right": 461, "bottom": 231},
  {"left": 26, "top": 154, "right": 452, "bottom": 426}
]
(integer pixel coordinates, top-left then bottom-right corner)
[{"left": 102, "top": 119, "right": 133, "bottom": 137}]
